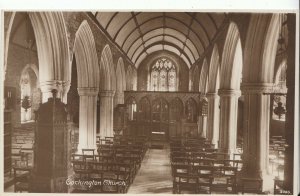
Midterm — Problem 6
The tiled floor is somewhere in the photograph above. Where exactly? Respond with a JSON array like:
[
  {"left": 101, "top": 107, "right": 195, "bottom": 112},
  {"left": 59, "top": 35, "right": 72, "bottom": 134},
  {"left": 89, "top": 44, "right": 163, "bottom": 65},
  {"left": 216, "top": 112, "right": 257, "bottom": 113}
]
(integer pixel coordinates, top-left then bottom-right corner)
[{"left": 128, "top": 144, "right": 173, "bottom": 194}]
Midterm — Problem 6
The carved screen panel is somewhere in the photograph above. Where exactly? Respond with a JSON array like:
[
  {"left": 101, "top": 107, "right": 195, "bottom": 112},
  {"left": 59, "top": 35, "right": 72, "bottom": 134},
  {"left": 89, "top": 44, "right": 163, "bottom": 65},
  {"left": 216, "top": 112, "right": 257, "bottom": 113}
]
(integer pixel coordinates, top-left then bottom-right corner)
[
  {"left": 138, "top": 97, "right": 151, "bottom": 122},
  {"left": 152, "top": 98, "right": 169, "bottom": 123},
  {"left": 185, "top": 98, "right": 198, "bottom": 123},
  {"left": 170, "top": 97, "right": 183, "bottom": 122}
]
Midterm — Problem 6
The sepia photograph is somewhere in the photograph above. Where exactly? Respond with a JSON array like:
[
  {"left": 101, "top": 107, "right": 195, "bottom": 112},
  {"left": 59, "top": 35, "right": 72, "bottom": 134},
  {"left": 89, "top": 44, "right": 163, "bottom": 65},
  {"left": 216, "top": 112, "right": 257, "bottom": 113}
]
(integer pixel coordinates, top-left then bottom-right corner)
[{"left": 0, "top": 2, "right": 299, "bottom": 195}]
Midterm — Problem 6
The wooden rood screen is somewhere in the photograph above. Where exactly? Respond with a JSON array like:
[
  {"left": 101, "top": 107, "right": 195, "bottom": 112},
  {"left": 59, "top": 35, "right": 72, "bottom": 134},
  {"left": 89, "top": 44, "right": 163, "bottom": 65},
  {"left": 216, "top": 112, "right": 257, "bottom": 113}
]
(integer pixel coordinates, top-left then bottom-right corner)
[{"left": 124, "top": 91, "right": 204, "bottom": 139}]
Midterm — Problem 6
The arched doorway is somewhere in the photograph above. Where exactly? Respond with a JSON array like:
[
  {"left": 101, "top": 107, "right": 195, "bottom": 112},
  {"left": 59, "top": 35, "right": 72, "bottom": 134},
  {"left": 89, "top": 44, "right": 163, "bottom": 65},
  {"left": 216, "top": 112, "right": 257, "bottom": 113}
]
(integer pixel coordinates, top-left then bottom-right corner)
[
  {"left": 151, "top": 98, "right": 169, "bottom": 139},
  {"left": 20, "top": 65, "right": 39, "bottom": 123}
]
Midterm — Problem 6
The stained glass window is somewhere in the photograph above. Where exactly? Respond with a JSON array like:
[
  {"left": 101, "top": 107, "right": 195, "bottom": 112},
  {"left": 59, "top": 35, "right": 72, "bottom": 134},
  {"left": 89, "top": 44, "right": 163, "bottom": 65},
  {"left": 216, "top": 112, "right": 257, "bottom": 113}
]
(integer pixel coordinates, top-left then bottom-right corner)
[{"left": 150, "top": 58, "right": 177, "bottom": 91}]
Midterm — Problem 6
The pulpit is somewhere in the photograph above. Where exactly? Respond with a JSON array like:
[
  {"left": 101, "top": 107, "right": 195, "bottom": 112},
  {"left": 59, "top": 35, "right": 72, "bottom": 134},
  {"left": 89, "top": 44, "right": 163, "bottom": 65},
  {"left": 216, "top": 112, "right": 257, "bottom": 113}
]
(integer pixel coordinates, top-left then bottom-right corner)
[{"left": 30, "top": 90, "right": 69, "bottom": 193}]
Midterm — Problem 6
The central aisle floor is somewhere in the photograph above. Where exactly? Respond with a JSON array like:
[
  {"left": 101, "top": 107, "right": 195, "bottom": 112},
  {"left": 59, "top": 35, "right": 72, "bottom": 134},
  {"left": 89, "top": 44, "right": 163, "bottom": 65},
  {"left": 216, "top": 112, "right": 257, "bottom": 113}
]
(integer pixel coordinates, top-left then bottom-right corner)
[{"left": 128, "top": 144, "right": 173, "bottom": 194}]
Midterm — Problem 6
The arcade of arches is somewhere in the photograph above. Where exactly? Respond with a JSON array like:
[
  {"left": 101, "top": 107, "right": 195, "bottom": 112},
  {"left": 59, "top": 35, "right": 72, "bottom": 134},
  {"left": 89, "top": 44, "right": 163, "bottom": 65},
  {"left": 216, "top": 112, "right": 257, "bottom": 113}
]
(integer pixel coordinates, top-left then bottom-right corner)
[{"left": 3, "top": 12, "right": 297, "bottom": 194}]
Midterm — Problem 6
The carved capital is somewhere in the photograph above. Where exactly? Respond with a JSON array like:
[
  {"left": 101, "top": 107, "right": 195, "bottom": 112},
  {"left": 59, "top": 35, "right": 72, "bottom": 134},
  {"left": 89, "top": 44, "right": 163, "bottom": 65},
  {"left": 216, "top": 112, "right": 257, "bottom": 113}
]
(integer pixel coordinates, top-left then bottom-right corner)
[
  {"left": 99, "top": 90, "right": 115, "bottom": 97},
  {"left": 241, "top": 83, "right": 275, "bottom": 94},
  {"left": 218, "top": 89, "right": 241, "bottom": 97},
  {"left": 206, "top": 92, "right": 218, "bottom": 99},
  {"left": 77, "top": 87, "right": 99, "bottom": 96}
]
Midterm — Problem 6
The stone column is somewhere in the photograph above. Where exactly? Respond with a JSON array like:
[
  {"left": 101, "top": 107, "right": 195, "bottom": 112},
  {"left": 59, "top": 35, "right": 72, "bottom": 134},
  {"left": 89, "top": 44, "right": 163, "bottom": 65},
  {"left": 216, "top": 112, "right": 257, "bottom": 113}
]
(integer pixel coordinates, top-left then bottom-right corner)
[
  {"left": 77, "top": 87, "right": 98, "bottom": 150},
  {"left": 283, "top": 14, "right": 295, "bottom": 193},
  {"left": 198, "top": 116, "right": 207, "bottom": 138},
  {"left": 114, "top": 91, "right": 124, "bottom": 107},
  {"left": 99, "top": 90, "right": 115, "bottom": 138},
  {"left": 39, "top": 80, "right": 68, "bottom": 103},
  {"left": 241, "top": 83, "right": 273, "bottom": 191},
  {"left": 218, "top": 89, "right": 240, "bottom": 155},
  {"left": 206, "top": 92, "right": 220, "bottom": 148}
]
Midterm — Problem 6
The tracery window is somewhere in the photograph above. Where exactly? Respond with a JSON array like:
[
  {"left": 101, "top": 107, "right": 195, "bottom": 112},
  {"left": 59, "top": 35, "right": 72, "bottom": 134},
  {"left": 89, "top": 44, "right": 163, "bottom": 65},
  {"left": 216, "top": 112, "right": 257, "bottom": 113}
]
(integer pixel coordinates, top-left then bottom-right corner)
[{"left": 150, "top": 58, "right": 177, "bottom": 91}]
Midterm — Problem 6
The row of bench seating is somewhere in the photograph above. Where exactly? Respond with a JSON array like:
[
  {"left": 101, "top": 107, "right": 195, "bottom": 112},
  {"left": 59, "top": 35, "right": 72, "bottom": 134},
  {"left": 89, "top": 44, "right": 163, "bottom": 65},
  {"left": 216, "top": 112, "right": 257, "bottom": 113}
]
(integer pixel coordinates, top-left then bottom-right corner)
[
  {"left": 170, "top": 137, "right": 242, "bottom": 194},
  {"left": 70, "top": 135, "right": 149, "bottom": 193}
]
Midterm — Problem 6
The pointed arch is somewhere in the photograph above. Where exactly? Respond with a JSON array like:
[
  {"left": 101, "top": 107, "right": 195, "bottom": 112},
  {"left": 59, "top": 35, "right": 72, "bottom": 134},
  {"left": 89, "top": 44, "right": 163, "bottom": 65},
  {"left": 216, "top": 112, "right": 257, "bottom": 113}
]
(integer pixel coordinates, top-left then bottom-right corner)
[
  {"left": 19, "top": 64, "right": 39, "bottom": 86},
  {"left": 5, "top": 12, "right": 70, "bottom": 102},
  {"left": 29, "top": 12, "right": 70, "bottom": 85},
  {"left": 220, "top": 22, "right": 243, "bottom": 89},
  {"left": 208, "top": 44, "right": 221, "bottom": 93},
  {"left": 74, "top": 20, "right": 99, "bottom": 88},
  {"left": 4, "top": 12, "right": 16, "bottom": 78},
  {"left": 100, "top": 44, "right": 116, "bottom": 91},
  {"left": 115, "top": 57, "right": 126, "bottom": 92},
  {"left": 243, "top": 14, "right": 281, "bottom": 83},
  {"left": 199, "top": 59, "right": 209, "bottom": 92}
]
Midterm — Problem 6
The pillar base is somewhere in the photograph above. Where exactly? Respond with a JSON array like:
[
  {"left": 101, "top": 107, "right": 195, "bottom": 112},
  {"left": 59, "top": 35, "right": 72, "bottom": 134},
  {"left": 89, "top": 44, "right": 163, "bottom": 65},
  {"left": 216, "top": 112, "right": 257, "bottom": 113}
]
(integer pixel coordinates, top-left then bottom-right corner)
[{"left": 239, "top": 169, "right": 275, "bottom": 194}]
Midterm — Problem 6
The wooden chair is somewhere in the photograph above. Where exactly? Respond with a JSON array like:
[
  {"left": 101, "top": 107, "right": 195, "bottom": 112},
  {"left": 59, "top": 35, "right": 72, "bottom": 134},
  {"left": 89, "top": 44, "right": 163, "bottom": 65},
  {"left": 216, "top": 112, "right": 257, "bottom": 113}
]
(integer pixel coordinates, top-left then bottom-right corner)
[
  {"left": 173, "top": 174, "right": 198, "bottom": 194},
  {"left": 241, "top": 178, "right": 263, "bottom": 194},
  {"left": 73, "top": 161, "right": 90, "bottom": 179},
  {"left": 194, "top": 165, "right": 214, "bottom": 193},
  {"left": 14, "top": 167, "right": 32, "bottom": 192},
  {"left": 172, "top": 164, "right": 190, "bottom": 180},
  {"left": 82, "top": 149, "right": 95, "bottom": 162},
  {"left": 191, "top": 158, "right": 214, "bottom": 167},
  {"left": 211, "top": 166, "right": 238, "bottom": 194}
]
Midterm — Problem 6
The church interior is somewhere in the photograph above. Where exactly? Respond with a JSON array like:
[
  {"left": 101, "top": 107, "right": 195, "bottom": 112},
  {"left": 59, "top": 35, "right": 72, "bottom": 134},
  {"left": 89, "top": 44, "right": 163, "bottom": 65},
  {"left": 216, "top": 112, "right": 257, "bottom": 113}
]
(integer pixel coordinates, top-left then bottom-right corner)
[{"left": 2, "top": 12, "right": 297, "bottom": 194}]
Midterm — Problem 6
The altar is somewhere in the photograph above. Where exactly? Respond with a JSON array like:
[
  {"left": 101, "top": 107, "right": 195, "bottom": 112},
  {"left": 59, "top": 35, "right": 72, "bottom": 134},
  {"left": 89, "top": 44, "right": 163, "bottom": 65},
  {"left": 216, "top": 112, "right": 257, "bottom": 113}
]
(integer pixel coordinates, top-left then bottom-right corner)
[{"left": 150, "top": 131, "right": 165, "bottom": 149}]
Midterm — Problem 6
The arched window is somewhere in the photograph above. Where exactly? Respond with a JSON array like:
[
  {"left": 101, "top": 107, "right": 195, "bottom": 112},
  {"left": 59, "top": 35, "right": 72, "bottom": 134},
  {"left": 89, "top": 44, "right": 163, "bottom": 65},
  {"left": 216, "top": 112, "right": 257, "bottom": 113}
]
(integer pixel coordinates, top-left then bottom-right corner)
[{"left": 150, "top": 58, "right": 177, "bottom": 91}]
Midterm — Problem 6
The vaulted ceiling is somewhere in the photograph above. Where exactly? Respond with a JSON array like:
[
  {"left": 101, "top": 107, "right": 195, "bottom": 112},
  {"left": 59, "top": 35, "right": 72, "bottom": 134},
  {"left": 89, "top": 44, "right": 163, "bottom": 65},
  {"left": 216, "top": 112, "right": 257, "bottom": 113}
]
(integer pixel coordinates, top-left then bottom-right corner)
[{"left": 91, "top": 12, "right": 227, "bottom": 68}]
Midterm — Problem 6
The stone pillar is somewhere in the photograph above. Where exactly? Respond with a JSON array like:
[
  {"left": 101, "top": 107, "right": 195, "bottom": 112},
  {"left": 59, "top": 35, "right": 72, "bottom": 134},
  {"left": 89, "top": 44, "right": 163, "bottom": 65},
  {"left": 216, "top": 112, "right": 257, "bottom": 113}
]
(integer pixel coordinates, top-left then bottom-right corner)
[
  {"left": 99, "top": 90, "right": 115, "bottom": 138},
  {"left": 114, "top": 91, "right": 124, "bottom": 107},
  {"left": 241, "top": 83, "right": 274, "bottom": 191},
  {"left": 198, "top": 116, "right": 207, "bottom": 138},
  {"left": 206, "top": 92, "right": 220, "bottom": 148},
  {"left": 39, "top": 80, "right": 68, "bottom": 103},
  {"left": 77, "top": 87, "right": 98, "bottom": 150},
  {"left": 283, "top": 14, "right": 295, "bottom": 193},
  {"left": 218, "top": 89, "right": 240, "bottom": 155}
]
